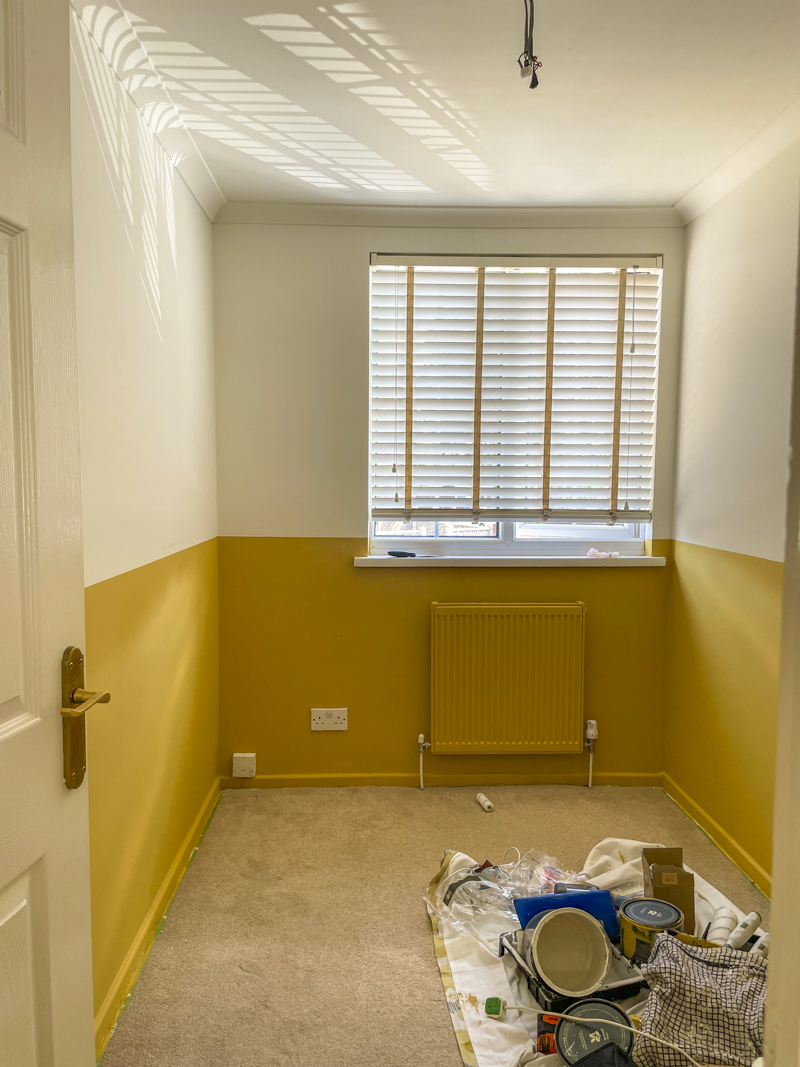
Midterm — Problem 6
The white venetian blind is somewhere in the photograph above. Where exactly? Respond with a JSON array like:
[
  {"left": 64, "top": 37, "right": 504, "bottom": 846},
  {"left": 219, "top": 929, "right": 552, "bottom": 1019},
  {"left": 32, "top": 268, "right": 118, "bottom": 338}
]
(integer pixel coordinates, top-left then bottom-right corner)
[{"left": 370, "top": 262, "right": 661, "bottom": 521}]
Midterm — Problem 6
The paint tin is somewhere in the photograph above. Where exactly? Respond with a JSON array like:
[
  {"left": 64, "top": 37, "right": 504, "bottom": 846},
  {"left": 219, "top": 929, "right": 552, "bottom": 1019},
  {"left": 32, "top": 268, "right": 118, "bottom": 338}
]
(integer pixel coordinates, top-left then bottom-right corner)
[
  {"left": 554, "top": 999, "right": 634, "bottom": 1064},
  {"left": 620, "top": 898, "right": 683, "bottom": 964},
  {"left": 522, "top": 907, "right": 610, "bottom": 998}
]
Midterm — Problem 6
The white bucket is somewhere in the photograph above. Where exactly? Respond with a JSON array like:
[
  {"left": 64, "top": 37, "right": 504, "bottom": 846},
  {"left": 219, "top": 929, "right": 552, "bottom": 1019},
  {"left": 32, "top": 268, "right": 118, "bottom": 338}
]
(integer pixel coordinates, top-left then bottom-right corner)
[{"left": 526, "top": 907, "right": 610, "bottom": 998}]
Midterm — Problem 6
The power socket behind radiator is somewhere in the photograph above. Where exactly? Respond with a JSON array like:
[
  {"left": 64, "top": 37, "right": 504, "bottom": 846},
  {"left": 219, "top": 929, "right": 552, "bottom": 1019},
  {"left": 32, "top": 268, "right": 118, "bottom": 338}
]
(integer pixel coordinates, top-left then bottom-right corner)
[{"left": 311, "top": 708, "right": 348, "bottom": 731}]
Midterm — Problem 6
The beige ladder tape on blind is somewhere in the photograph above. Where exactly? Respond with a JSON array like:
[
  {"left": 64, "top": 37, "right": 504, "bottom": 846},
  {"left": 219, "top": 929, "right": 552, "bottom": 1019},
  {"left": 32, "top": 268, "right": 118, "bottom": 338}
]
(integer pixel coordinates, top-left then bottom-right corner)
[
  {"left": 471, "top": 267, "right": 486, "bottom": 514},
  {"left": 403, "top": 266, "right": 415, "bottom": 513},
  {"left": 541, "top": 268, "right": 557, "bottom": 511},
  {"left": 610, "top": 268, "right": 628, "bottom": 512}
]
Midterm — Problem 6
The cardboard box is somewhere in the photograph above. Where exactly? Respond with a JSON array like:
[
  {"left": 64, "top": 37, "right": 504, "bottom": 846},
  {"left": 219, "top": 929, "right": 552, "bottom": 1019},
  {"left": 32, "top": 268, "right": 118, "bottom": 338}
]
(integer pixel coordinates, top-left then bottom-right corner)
[{"left": 641, "top": 847, "right": 695, "bottom": 935}]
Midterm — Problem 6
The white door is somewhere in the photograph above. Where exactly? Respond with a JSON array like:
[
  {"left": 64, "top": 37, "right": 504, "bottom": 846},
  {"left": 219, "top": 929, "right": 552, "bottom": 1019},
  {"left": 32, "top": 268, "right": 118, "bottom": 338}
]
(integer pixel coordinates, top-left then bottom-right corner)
[
  {"left": 765, "top": 212, "right": 800, "bottom": 1059},
  {"left": 0, "top": 0, "right": 95, "bottom": 1063}
]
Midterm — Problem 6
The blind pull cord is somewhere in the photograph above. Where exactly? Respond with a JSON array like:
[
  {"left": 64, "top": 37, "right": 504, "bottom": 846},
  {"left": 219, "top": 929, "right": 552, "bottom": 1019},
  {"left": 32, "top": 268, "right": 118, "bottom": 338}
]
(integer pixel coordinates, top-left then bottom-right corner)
[
  {"left": 624, "top": 266, "right": 639, "bottom": 512},
  {"left": 392, "top": 268, "right": 400, "bottom": 502},
  {"left": 403, "top": 266, "right": 415, "bottom": 513},
  {"left": 630, "top": 266, "right": 637, "bottom": 355}
]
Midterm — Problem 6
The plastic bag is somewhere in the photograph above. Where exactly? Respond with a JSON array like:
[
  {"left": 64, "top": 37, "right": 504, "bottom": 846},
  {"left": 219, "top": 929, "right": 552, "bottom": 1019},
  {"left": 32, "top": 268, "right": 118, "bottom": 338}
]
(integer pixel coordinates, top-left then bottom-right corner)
[
  {"left": 491, "top": 845, "right": 591, "bottom": 895},
  {"left": 424, "top": 855, "right": 514, "bottom": 947},
  {"left": 425, "top": 847, "right": 591, "bottom": 954}
]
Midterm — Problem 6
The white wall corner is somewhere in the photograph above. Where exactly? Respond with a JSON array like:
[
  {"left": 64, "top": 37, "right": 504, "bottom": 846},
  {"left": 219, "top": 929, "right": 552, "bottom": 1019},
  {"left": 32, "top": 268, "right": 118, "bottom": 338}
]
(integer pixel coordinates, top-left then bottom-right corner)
[
  {"left": 70, "top": 1, "right": 225, "bottom": 223},
  {"left": 675, "top": 97, "right": 800, "bottom": 223}
]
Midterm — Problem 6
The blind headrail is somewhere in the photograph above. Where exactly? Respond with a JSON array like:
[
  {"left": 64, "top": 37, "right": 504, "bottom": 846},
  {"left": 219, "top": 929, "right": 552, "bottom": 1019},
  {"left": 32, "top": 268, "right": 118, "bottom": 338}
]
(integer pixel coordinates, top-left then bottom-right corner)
[{"left": 371, "top": 252, "right": 663, "bottom": 269}]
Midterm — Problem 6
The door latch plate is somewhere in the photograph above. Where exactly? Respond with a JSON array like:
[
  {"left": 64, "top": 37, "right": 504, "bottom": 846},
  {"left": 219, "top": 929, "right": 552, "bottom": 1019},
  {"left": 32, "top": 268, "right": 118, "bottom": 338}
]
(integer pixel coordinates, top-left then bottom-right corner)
[{"left": 61, "top": 647, "right": 110, "bottom": 789}]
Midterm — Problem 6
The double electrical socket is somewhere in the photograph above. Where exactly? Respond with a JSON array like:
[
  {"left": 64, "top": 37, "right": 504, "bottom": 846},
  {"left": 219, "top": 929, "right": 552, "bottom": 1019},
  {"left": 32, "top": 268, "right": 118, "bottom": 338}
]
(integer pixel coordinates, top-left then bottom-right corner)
[{"left": 311, "top": 708, "right": 348, "bottom": 731}]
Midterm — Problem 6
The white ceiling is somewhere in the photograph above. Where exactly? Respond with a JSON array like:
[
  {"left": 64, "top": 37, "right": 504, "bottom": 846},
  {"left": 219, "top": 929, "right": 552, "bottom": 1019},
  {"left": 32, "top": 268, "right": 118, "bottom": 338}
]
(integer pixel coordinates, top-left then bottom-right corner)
[{"left": 77, "top": 0, "right": 800, "bottom": 208}]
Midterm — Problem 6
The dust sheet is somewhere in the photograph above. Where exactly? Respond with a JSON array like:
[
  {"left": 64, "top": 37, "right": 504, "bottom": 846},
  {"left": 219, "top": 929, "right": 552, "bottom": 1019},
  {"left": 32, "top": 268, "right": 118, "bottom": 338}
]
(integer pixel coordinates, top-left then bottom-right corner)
[{"left": 425, "top": 838, "right": 762, "bottom": 1067}]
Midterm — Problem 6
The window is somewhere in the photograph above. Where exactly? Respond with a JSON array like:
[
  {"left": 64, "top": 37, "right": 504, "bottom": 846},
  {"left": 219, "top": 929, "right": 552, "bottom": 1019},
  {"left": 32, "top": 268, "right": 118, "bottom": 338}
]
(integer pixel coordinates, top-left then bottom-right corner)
[{"left": 369, "top": 256, "right": 661, "bottom": 555}]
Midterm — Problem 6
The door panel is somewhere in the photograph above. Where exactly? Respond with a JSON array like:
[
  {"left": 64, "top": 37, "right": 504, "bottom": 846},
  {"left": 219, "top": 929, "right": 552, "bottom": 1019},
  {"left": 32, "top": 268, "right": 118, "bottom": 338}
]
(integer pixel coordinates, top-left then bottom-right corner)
[
  {"left": 0, "top": 226, "right": 35, "bottom": 735},
  {"left": 0, "top": 0, "right": 95, "bottom": 1063},
  {"left": 0, "top": 868, "right": 42, "bottom": 1067},
  {"left": 0, "top": 0, "right": 23, "bottom": 139}
]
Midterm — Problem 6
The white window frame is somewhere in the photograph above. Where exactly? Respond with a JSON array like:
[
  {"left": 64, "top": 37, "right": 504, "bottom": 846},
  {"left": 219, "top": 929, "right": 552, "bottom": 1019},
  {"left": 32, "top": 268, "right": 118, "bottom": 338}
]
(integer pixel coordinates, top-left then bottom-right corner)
[{"left": 370, "top": 520, "right": 646, "bottom": 557}]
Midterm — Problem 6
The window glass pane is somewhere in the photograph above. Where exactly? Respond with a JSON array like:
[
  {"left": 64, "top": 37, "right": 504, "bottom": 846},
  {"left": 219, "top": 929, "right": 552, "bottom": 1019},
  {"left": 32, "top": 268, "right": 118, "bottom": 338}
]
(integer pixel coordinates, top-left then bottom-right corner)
[
  {"left": 373, "top": 521, "right": 435, "bottom": 537},
  {"left": 437, "top": 521, "right": 498, "bottom": 538},
  {"left": 515, "top": 522, "right": 638, "bottom": 540},
  {"left": 372, "top": 520, "right": 499, "bottom": 539}
]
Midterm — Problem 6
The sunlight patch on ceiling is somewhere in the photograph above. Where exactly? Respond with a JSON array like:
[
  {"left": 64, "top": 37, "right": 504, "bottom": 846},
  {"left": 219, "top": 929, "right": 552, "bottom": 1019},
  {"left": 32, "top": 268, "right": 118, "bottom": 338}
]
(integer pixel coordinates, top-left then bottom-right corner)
[
  {"left": 138, "top": 22, "right": 429, "bottom": 192},
  {"left": 245, "top": 4, "right": 492, "bottom": 190},
  {"left": 76, "top": 3, "right": 430, "bottom": 193}
]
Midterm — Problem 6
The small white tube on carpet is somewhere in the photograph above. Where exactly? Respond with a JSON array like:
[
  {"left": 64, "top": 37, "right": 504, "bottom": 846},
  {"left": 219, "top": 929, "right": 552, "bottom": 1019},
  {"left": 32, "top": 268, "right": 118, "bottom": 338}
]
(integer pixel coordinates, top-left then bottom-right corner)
[{"left": 476, "top": 793, "right": 494, "bottom": 812}]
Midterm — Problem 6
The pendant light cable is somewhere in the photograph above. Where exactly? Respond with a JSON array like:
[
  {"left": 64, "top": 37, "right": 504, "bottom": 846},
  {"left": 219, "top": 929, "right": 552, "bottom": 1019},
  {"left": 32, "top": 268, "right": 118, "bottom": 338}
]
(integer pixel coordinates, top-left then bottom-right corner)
[{"left": 518, "top": 0, "right": 542, "bottom": 88}]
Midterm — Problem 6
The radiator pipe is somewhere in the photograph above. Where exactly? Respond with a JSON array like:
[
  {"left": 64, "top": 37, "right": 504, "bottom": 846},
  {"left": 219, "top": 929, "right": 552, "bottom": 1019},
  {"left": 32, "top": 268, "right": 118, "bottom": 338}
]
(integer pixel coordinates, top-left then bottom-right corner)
[
  {"left": 418, "top": 733, "right": 431, "bottom": 789},
  {"left": 585, "top": 719, "right": 598, "bottom": 788}
]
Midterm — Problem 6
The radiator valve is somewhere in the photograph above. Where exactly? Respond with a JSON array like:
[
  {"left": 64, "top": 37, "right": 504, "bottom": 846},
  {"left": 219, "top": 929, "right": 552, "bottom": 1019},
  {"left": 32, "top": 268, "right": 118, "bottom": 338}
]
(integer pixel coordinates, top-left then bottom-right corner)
[{"left": 585, "top": 719, "right": 598, "bottom": 753}]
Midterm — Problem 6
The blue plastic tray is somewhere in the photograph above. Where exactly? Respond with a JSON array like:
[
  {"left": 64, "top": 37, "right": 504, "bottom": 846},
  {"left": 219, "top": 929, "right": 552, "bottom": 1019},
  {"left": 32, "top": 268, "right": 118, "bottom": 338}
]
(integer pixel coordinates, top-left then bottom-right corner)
[{"left": 513, "top": 890, "right": 619, "bottom": 938}]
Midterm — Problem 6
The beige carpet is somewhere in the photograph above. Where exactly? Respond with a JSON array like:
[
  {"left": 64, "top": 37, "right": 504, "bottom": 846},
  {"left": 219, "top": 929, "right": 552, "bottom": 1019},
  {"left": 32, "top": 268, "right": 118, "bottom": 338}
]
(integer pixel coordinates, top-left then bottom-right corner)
[{"left": 100, "top": 786, "right": 769, "bottom": 1067}]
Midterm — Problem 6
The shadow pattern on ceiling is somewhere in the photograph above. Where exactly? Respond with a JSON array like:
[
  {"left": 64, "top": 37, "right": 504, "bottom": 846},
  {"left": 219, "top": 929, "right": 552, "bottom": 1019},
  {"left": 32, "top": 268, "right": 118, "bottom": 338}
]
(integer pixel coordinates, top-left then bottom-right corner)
[{"left": 73, "top": 1, "right": 492, "bottom": 198}]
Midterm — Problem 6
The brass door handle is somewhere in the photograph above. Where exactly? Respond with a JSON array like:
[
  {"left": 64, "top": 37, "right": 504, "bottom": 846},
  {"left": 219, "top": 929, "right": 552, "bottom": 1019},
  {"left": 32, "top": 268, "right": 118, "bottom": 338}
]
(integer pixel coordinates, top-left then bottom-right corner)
[
  {"left": 61, "top": 647, "right": 111, "bottom": 789},
  {"left": 61, "top": 688, "right": 111, "bottom": 718}
]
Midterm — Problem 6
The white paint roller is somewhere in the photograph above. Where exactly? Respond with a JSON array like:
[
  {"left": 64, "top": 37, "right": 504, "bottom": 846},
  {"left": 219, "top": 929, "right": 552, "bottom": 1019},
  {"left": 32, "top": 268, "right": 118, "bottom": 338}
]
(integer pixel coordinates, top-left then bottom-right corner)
[{"left": 726, "top": 911, "right": 762, "bottom": 949}]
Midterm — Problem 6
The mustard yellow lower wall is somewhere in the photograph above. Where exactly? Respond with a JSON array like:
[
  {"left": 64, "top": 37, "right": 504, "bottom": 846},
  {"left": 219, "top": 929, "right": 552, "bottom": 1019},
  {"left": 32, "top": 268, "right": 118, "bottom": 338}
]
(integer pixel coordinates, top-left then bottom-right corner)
[
  {"left": 218, "top": 537, "right": 670, "bottom": 786},
  {"left": 84, "top": 540, "right": 220, "bottom": 1053},
  {"left": 83, "top": 534, "right": 779, "bottom": 1047},
  {"left": 666, "top": 540, "right": 782, "bottom": 894}
]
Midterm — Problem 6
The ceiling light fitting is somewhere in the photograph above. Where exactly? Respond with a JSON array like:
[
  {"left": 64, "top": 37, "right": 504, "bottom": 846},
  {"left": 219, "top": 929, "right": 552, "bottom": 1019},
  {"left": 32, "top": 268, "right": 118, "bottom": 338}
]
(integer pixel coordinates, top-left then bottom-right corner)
[{"left": 518, "top": 0, "right": 541, "bottom": 89}]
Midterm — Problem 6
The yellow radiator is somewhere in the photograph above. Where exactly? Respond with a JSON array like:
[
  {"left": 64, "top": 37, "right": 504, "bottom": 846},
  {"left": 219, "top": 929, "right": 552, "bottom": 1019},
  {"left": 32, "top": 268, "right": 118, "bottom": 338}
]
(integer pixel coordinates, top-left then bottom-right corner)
[{"left": 431, "top": 603, "right": 585, "bottom": 755}]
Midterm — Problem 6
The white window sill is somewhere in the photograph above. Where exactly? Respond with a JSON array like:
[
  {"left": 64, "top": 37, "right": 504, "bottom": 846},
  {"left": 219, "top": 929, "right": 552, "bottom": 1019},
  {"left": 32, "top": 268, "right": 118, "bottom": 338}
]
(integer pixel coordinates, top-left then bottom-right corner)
[{"left": 354, "top": 555, "right": 666, "bottom": 568}]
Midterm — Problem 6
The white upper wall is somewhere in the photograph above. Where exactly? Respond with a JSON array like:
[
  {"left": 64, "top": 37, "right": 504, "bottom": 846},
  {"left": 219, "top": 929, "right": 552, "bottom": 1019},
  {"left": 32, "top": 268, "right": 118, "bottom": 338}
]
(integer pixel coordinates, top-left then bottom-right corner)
[
  {"left": 674, "top": 144, "right": 800, "bottom": 562},
  {"left": 213, "top": 206, "right": 685, "bottom": 540},
  {"left": 71, "top": 20, "right": 217, "bottom": 587}
]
